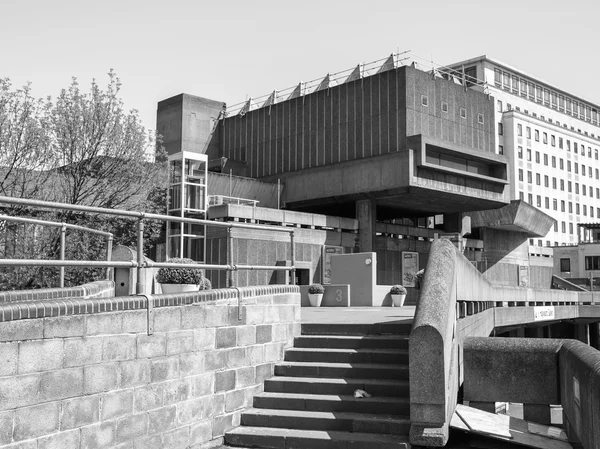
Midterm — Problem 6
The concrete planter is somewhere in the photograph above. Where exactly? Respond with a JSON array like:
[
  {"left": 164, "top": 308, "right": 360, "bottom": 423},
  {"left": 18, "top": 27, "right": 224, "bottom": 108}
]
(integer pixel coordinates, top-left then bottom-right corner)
[
  {"left": 160, "top": 283, "right": 199, "bottom": 294},
  {"left": 308, "top": 293, "right": 323, "bottom": 307},
  {"left": 391, "top": 294, "right": 406, "bottom": 307}
]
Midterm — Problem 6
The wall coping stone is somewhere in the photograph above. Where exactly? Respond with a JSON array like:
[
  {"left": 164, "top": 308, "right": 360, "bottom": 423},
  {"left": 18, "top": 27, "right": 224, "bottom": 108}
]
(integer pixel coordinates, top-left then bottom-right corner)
[{"left": 0, "top": 285, "right": 299, "bottom": 322}]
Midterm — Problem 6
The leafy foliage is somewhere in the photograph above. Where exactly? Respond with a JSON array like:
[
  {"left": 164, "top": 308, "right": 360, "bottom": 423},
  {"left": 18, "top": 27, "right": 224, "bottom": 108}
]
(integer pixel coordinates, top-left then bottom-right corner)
[
  {"left": 156, "top": 258, "right": 204, "bottom": 285},
  {"left": 308, "top": 283, "right": 325, "bottom": 294},
  {"left": 390, "top": 284, "right": 407, "bottom": 295}
]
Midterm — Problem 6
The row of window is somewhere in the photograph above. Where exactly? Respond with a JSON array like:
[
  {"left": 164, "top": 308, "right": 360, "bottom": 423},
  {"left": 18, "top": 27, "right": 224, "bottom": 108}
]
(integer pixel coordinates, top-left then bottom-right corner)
[
  {"left": 517, "top": 149, "right": 600, "bottom": 178},
  {"left": 519, "top": 191, "right": 599, "bottom": 218},
  {"left": 420, "top": 95, "right": 485, "bottom": 123},
  {"left": 560, "top": 257, "right": 600, "bottom": 272},
  {"left": 517, "top": 170, "right": 599, "bottom": 198},
  {"left": 494, "top": 68, "right": 600, "bottom": 126}
]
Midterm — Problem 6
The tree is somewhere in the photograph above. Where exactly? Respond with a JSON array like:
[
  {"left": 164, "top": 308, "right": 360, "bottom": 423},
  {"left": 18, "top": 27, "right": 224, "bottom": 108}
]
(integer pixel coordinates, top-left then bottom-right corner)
[
  {"left": 0, "top": 79, "right": 54, "bottom": 199},
  {"left": 0, "top": 72, "right": 168, "bottom": 290}
]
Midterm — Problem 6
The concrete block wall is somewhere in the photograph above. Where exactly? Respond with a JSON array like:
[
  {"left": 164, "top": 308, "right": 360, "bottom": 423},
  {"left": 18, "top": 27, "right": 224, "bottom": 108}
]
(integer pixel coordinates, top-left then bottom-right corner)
[{"left": 0, "top": 285, "right": 300, "bottom": 449}]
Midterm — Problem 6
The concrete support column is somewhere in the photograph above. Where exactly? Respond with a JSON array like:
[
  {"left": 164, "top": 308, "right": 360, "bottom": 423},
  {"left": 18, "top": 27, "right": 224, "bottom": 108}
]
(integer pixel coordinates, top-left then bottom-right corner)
[
  {"left": 576, "top": 324, "right": 589, "bottom": 345},
  {"left": 523, "top": 404, "right": 552, "bottom": 425},
  {"left": 356, "top": 199, "right": 377, "bottom": 253},
  {"left": 468, "top": 401, "right": 496, "bottom": 413}
]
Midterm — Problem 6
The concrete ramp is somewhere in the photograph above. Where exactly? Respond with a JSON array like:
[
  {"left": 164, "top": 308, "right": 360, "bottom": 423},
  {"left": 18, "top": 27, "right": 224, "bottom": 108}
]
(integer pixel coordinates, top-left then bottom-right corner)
[{"left": 450, "top": 404, "right": 571, "bottom": 449}]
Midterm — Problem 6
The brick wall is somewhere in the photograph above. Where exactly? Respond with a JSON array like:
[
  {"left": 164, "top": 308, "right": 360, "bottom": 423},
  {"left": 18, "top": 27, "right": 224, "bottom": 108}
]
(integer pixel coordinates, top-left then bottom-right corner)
[{"left": 0, "top": 285, "right": 300, "bottom": 448}]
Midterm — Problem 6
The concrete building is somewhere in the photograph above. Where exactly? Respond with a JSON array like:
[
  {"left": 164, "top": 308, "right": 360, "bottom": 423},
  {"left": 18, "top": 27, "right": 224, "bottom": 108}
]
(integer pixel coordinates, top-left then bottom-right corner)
[
  {"left": 445, "top": 56, "right": 600, "bottom": 247},
  {"left": 157, "top": 54, "right": 554, "bottom": 291}
]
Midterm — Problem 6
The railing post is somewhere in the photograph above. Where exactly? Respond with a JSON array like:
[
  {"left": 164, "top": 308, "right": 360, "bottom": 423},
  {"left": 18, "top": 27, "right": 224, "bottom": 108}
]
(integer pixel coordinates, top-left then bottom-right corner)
[
  {"left": 228, "top": 225, "right": 235, "bottom": 288},
  {"left": 59, "top": 223, "right": 66, "bottom": 288},
  {"left": 106, "top": 235, "right": 113, "bottom": 281},
  {"left": 290, "top": 230, "right": 296, "bottom": 286},
  {"left": 136, "top": 218, "right": 145, "bottom": 294}
]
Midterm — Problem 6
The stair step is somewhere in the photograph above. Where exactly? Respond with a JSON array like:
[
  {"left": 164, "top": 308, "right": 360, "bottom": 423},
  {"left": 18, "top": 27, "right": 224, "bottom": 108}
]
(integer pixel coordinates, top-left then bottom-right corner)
[
  {"left": 294, "top": 334, "right": 409, "bottom": 350},
  {"left": 275, "top": 361, "right": 408, "bottom": 380},
  {"left": 301, "top": 322, "right": 412, "bottom": 336},
  {"left": 241, "top": 408, "right": 409, "bottom": 435},
  {"left": 226, "top": 426, "right": 410, "bottom": 449},
  {"left": 253, "top": 392, "right": 409, "bottom": 415},
  {"left": 284, "top": 347, "right": 408, "bottom": 364},
  {"left": 264, "top": 376, "right": 409, "bottom": 397}
]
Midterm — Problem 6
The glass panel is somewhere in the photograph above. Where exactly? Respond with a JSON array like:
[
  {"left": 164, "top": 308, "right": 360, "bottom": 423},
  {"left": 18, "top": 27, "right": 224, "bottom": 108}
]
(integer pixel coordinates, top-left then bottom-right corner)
[
  {"left": 184, "top": 223, "right": 205, "bottom": 236},
  {"left": 168, "top": 185, "right": 182, "bottom": 211},
  {"left": 185, "top": 184, "right": 205, "bottom": 211},
  {"left": 168, "top": 237, "right": 181, "bottom": 259},
  {"left": 185, "top": 159, "right": 206, "bottom": 184},
  {"left": 170, "top": 160, "right": 182, "bottom": 184}
]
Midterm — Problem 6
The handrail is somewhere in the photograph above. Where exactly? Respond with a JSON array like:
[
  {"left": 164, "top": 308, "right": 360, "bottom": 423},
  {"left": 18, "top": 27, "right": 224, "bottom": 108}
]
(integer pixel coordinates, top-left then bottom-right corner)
[
  {"left": 0, "top": 195, "right": 297, "bottom": 292},
  {"left": 0, "top": 213, "right": 114, "bottom": 287}
]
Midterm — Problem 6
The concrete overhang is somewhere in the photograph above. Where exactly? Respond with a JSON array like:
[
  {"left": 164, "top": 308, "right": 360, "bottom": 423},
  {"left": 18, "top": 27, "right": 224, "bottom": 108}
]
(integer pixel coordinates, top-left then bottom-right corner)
[
  {"left": 267, "top": 135, "right": 510, "bottom": 217},
  {"left": 467, "top": 200, "right": 555, "bottom": 237}
]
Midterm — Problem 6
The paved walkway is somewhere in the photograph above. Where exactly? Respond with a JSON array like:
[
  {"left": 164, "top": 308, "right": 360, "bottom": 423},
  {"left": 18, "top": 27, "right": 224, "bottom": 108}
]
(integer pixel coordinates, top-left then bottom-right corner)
[{"left": 301, "top": 306, "right": 415, "bottom": 324}]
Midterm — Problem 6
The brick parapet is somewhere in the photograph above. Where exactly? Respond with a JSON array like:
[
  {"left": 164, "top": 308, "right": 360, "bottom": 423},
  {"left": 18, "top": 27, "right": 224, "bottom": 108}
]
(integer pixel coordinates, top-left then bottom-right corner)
[
  {"left": 0, "top": 286, "right": 301, "bottom": 448},
  {"left": 0, "top": 280, "right": 115, "bottom": 304}
]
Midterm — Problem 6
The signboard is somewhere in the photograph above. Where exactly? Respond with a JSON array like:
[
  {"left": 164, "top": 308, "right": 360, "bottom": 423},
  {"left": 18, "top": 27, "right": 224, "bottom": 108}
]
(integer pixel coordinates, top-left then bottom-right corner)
[
  {"left": 519, "top": 265, "right": 530, "bottom": 287},
  {"left": 533, "top": 306, "right": 555, "bottom": 321},
  {"left": 322, "top": 246, "right": 343, "bottom": 284},
  {"left": 402, "top": 252, "right": 419, "bottom": 287}
]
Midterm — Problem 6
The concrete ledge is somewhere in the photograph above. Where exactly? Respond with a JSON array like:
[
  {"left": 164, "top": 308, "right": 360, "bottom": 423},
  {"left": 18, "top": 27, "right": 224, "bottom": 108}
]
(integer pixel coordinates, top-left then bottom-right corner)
[{"left": 0, "top": 280, "right": 114, "bottom": 303}]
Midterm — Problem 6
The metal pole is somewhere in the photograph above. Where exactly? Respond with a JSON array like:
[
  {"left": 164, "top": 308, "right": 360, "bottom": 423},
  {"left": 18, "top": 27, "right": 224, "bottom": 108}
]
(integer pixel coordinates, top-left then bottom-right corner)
[
  {"left": 228, "top": 226, "right": 234, "bottom": 288},
  {"left": 290, "top": 230, "right": 296, "bottom": 286},
  {"left": 106, "top": 235, "right": 113, "bottom": 281},
  {"left": 136, "top": 219, "right": 145, "bottom": 294},
  {"left": 59, "top": 224, "right": 66, "bottom": 288},
  {"left": 229, "top": 169, "right": 232, "bottom": 202}
]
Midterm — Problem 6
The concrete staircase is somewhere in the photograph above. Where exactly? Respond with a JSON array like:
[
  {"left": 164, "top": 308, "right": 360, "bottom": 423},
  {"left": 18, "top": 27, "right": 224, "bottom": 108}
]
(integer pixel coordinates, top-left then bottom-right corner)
[{"left": 225, "top": 321, "right": 412, "bottom": 448}]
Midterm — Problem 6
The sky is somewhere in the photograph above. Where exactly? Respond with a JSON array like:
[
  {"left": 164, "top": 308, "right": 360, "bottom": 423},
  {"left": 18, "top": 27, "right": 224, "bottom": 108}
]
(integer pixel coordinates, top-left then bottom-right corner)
[{"left": 2, "top": 0, "right": 600, "bottom": 133}]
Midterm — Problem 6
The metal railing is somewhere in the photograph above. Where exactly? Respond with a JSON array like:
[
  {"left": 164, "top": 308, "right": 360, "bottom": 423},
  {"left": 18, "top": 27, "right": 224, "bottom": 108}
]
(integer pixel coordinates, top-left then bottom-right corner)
[
  {"left": 0, "top": 196, "right": 296, "bottom": 294},
  {"left": 0, "top": 214, "right": 113, "bottom": 288},
  {"left": 208, "top": 195, "right": 259, "bottom": 207}
]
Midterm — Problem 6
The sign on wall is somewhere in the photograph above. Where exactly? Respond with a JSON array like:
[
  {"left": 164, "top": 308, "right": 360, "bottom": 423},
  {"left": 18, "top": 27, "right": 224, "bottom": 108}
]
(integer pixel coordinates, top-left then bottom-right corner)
[
  {"left": 519, "top": 265, "right": 530, "bottom": 287},
  {"left": 402, "top": 252, "right": 419, "bottom": 287},
  {"left": 533, "top": 306, "right": 555, "bottom": 321},
  {"left": 323, "top": 246, "right": 343, "bottom": 284}
]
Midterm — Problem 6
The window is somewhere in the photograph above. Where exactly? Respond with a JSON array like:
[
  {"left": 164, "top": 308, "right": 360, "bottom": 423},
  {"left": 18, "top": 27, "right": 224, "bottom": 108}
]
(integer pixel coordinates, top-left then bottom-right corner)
[
  {"left": 528, "top": 193, "right": 533, "bottom": 204},
  {"left": 518, "top": 146, "right": 523, "bottom": 159},
  {"left": 574, "top": 163, "right": 578, "bottom": 174},
  {"left": 583, "top": 165, "right": 586, "bottom": 176},
  {"left": 585, "top": 256, "right": 600, "bottom": 270},
  {"left": 519, "top": 191, "right": 524, "bottom": 200},
  {"left": 497, "top": 100, "right": 502, "bottom": 112},
  {"left": 536, "top": 195, "right": 542, "bottom": 207},
  {"left": 528, "top": 82, "right": 535, "bottom": 100},
  {"left": 589, "top": 147, "right": 592, "bottom": 158},
  {"left": 559, "top": 95, "right": 565, "bottom": 111},
  {"left": 569, "top": 202, "right": 573, "bottom": 213},
  {"left": 518, "top": 169, "right": 524, "bottom": 181},
  {"left": 543, "top": 154, "right": 548, "bottom": 166},
  {"left": 512, "top": 75, "right": 519, "bottom": 94},
  {"left": 554, "top": 222, "right": 558, "bottom": 232},
  {"left": 584, "top": 205, "right": 587, "bottom": 216},
  {"left": 570, "top": 223, "right": 573, "bottom": 234},
  {"left": 575, "top": 183, "right": 579, "bottom": 194},
  {"left": 561, "top": 200, "right": 565, "bottom": 212},
  {"left": 543, "top": 132, "right": 548, "bottom": 144},
  {"left": 566, "top": 98, "right": 572, "bottom": 113},
  {"left": 551, "top": 92, "right": 557, "bottom": 108},
  {"left": 592, "top": 207, "right": 595, "bottom": 218},
  {"left": 544, "top": 175, "right": 549, "bottom": 187},
  {"left": 543, "top": 89, "right": 550, "bottom": 106},
  {"left": 552, "top": 156, "right": 556, "bottom": 168},
  {"left": 568, "top": 181, "right": 572, "bottom": 192},
  {"left": 559, "top": 138, "right": 563, "bottom": 149},
  {"left": 527, "top": 149, "right": 532, "bottom": 161},
  {"left": 551, "top": 135, "right": 556, "bottom": 147},
  {"left": 561, "top": 221, "right": 566, "bottom": 233},
  {"left": 441, "top": 102, "right": 448, "bottom": 113},
  {"left": 583, "top": 184, "right": 586, "bottom": 196},
  {"left": 553, "top": 198, "right": 558, "bottom": 210},
  {"left": 597, "top": 188, "right": 600, "bottom": 199},
  {"left": 536, "top": 85, "right": 542, "bottom": 102},
  {"left": 477, "top": 113, "right": 484, "bottom": 124},
  {"left": 536, "top": 173, "right": 541, "bottom": 185},
  {"left": 552, "top": 177, "right": 557, "bottom": 189},
  {"left": 595, "top": 149, "right": 598, "bottom": 160},
  {"left": 567, "top": 161, "right": 571, "bottom": 172},
  {"left": 560, "top": 258, "right": 571, "bottom": 272},
  {"left": 545, "top": 197, "right": 550, "bottom": 209},
  {"left": 567, "top": 140, "right": 571, "bottom": 151},
  {"left": 494, "top": 69, "right": 502, "bottom": 87},
  {"left": 527, "top": 171, "right": 532, "bottom": 183},
  {"left": 535, "top": 151, "right": 540, "bottom": 163},
  {"left": 574, "top": 142, "right": 578, "bottom": 154},
  {"left": 526, "top": 127, "right": 531, "bottom": 139},
  {"left": 460, "top": 107, "right": 466, "bottom": 119},
  {"left": 498, "top": 145, "right": 504, "bottom": 155},
  {"left": 498, "top": 123, "right": 503, "bottom": 135},
  {"left": 576, "top": 204, "right": 580, "bottom": 214},
  {"left": 517, "top": 124, "right": 522, "bottom": 136},
  {"left": 535, "top": 130, "right": 539, "bottom": 141},
  {"left": 560, "top": 158, "right": 564, "bottom": 170},
  {"left": 560, "top": 179, "right": 565, "bottom": 191},
  {"left": 421, "top": 95, "right": 428, "bottom": 106},
  {"left": 597, "top": 168, "right": 599, "bottom": 180}
]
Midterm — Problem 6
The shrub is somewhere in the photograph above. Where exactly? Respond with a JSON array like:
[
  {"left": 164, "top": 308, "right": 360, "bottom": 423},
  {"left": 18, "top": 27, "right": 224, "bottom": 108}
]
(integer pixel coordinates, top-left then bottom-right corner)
[
  {"left": 390, "top": 284, "right": 407, "bottom": 295},
  {"left": 308, "top": 283, "right": 325, "bottom": 294},
  {"left": 156, "top": 257, "right": 204, "bottom": 284}
]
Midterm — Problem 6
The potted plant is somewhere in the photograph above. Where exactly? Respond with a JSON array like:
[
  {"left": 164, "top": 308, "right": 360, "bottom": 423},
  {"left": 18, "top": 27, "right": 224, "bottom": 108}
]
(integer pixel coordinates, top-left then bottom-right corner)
[
  {"left": 390, "top": 284, "right": 407, "bottom": 307},
  {"left": 307, "top": 283, "right": 325, "bottom": 307},
  {"left": 156, "top": 257, "right": 204, "bottom": 294}
]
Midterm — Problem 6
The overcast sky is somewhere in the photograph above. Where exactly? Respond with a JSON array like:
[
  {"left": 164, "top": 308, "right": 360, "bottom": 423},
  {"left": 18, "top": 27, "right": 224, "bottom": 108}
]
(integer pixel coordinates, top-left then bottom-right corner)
[{"left": 3, "top": 0, "right": 599, "bottom": 133}]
